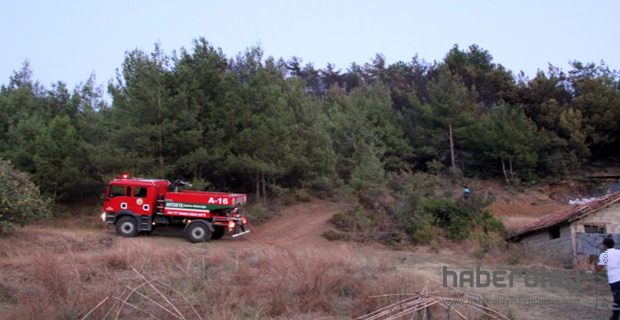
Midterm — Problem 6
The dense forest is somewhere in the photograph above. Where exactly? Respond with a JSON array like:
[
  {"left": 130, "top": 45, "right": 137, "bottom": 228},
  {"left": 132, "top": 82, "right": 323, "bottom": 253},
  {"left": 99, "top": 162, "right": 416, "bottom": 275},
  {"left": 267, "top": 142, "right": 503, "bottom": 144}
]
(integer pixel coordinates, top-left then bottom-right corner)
[{"left": 1, "top": 39, "right": 619, "bottom": 203}]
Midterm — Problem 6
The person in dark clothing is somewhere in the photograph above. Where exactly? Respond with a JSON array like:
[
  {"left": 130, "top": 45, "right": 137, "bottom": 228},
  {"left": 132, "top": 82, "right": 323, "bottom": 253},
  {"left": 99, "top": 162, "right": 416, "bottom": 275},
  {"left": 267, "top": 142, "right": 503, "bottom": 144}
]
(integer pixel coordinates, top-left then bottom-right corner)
[
  {"left": 597, "top": 237, "right": 620, "bottom": 320},
  {"left": 463, "top": 186, "right": 470, "bottom": 199}
]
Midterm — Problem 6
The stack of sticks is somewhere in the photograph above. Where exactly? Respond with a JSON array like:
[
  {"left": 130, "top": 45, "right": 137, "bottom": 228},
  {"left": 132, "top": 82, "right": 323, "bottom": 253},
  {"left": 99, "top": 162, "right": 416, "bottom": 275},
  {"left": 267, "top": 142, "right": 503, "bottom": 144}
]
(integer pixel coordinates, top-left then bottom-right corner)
[
  {"left": 356, "top": 284, "right": 510, "bottom": 320},
  {"left": 81, "top": 267, "right": 202, "bottom": 320}
]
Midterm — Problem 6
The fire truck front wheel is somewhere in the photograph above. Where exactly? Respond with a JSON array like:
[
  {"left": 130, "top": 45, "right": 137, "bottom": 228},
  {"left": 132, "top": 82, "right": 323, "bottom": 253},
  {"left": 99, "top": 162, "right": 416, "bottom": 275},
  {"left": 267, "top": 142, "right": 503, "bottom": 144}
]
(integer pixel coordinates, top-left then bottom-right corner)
[
  {"left": 186, "top": 221, "right": 212, "bottom": 243},
  {"left": 116, "top": 216, "right": 138, "bottom": 237}
]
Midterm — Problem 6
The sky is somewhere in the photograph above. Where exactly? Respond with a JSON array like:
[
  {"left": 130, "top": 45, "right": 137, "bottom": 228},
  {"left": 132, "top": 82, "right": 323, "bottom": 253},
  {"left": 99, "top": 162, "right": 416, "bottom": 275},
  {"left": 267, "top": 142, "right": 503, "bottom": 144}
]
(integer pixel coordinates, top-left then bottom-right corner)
[{"left": 1, "top": 0, "right": 619, "bottom": 90}]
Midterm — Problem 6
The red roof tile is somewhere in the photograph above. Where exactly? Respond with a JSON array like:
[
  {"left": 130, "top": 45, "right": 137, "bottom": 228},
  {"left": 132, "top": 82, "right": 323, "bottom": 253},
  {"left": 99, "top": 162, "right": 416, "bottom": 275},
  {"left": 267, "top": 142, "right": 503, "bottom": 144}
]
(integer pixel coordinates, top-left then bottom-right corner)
[{"left": 507, "top": 191, "right": 620, "bottom": 240}]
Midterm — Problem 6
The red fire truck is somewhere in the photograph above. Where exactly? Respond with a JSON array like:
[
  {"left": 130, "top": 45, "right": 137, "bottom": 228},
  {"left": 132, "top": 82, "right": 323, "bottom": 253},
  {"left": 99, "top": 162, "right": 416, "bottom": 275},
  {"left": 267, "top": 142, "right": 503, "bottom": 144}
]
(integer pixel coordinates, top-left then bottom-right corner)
[{"left": 101, "top": 174, "right": 250, "bottom": 242}]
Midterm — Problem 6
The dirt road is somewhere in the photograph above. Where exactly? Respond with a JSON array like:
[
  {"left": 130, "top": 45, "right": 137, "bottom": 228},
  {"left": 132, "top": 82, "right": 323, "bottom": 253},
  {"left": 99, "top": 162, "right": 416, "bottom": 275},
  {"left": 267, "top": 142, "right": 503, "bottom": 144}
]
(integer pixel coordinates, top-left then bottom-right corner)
[{"left": 244, "top": 199, "right": 347, "bottom": 247}]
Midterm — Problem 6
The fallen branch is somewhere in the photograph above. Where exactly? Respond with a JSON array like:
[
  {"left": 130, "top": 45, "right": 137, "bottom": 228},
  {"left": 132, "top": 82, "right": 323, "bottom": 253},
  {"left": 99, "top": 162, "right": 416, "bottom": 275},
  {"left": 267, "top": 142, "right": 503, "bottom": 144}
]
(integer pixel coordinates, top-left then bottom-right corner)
[
  {"left": 155, "top": 280, "right": 203, "bottom": 320},
  {"left": 80, "top": 296, "right": 109, "bottom": 320},
  {"left": 131, "top": 266, "right": 185, "bottom": 320},
  {"left": 111, "top": 296, "right": 162, "bottom": 320},
  {"left": 126, "top": 285, "right": 183, "bottom": 320}
]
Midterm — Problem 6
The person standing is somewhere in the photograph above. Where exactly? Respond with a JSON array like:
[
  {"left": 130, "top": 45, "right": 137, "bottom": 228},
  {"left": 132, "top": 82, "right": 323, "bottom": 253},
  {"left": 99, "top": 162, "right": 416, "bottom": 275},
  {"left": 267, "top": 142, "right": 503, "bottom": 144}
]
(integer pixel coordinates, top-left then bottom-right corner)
[
  {"left": 597, "top": 237, "right": 620, "bottom": 320},
  {"left": 463, "top": 186, "right": 470, "bottom": 200}
]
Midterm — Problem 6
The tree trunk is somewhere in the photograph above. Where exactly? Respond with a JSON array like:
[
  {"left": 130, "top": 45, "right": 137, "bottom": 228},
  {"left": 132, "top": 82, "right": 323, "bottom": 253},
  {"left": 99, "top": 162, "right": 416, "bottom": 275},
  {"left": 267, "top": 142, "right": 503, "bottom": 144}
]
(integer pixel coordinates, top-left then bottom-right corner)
[
  {"left": 448, "top": 122, "right": 455, "bottom": 169},
  {"left": 255, "top": 171, "right": 260, "bottom": 203},
  {"left": 194, "top": 165, "right": 201, "bottom": 183},
  {"left": 53, "top": 180, "right": 58, "bottom": 201},
  {"left": 509, "top": 158, "right": 514, "bottom": 178},
  {"left": 261, "top": 172, "right": 267, "bottom": 203},
  {"left": 157, "top": 95, "right": 164, "bottom": 178},
  {"left": 501, "top": 157, "right": 509, "bottom": 184}
]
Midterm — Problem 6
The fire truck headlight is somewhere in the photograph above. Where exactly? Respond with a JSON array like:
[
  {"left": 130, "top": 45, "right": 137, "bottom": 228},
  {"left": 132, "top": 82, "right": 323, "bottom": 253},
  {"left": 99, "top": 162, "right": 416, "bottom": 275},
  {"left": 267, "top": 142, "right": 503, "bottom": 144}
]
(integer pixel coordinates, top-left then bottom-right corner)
[{"left": 100, "top": 212, "right": 106, "bottom": 222}]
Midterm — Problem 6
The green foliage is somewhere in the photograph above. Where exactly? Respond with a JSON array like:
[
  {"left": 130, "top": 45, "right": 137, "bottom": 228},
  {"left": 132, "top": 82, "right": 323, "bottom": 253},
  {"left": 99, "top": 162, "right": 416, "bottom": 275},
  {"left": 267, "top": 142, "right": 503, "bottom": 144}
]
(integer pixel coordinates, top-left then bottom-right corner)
[
  {"left": 328, "top": 211, "right": 353, "bottom": 231},
  {"left": 444, "top": 44, "right": 516, "bottom": 107},
  {"left": 397, "top": 208, "right": 436, "bottom": 245},
  {"left": 559, "top": 107, "right": 589, "bottom": 158},
  {"left": 245, "top": 204, "right": 270, "bottom": 225},
  {"left": 322, "top": 229, "right": 351, "bottom": 241},
  {"left": 324, "top": 87, "right": 380, "bottom": 186},
  {"left": 32, "top": 115, "right": 89, "bottom": 200},
  {"left": 391, "top": 173, "right": 442, "bottom": 243},
  {"left": 188, "top": 178, "right": 212, "bottom": 191},
  {"left": 0, "top": 159, "right": 51, "bottom": 232},
  {"left": 328, "top": 206, "right": 377, "bottom": 232},
  {"left": 410, "top": 221, "right": 437, "bottom": 245},
  {"left": 409, "top": 65, "right": 480, "bottom": 170},
  {"left": 423, "top": 199, "right": 472, "bottom": 240},
  {"left": 425, "top": 160, "right": 444, "bottom": 174},
  {"left": 390, "top": 173, "right": 503, "bottom": 243},
  {"left": 349, "top": 83, "right": 412, "bottom": 171},
  {"left": 349, "top": 147, "right": 385, "bottom": 190},
  {"left": 466, "top": 103, "right": 541, "bottom": 183},
  {"left": 569, "top": 65, "right": 620, "bottom": 153},
  {"left": 1, "top": 41, "right": 619, "bottom": 207},
  {"left": 409, "top": 197, "right": 503, "bottom": 242},
  {"left": 0, "top": 63, "right": 103, "bottom": 200},
  {"left": 107, "top": 44, "right": 199, "bottom": 178},
  {"left": 537, "top": 132, "right": 580, "bottom": 177}
]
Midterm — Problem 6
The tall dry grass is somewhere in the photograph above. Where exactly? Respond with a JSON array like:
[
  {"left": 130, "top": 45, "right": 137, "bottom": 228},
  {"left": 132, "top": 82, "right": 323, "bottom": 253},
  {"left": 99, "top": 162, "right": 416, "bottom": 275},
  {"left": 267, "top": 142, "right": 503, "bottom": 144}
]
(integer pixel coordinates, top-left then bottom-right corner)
[
  {"left": 0, "top": 227, "right": 423, "bottom": 320},
  {"left": 83, "top": 247, "right": 423, "bottom": 319}
]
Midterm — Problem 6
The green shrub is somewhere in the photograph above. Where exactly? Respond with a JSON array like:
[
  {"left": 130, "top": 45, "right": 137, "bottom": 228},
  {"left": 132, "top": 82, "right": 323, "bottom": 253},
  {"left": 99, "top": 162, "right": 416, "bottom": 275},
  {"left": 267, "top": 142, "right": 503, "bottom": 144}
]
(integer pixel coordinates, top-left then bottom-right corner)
[
  {"left": 189, "top": 178, "right": 212, "bottom": 191},
  {"left": 0, "top": 159, "right": 51, "bottom": 232},
  {"left": 349, "top": 151, "right": 385, "bottom": 191},
  {"left": 245, "top": 204, "right": 270, "bottom": 225},
  {"left": 378, "top": 231, "right": 403, "bottom": 246},
  {"left": 328, "top": 211, "right": 355, "bottom": 232},
  {"left": 395, "top": 186, "right": 505, "bottom": 243},
  {"left": 396, "top": 206, "right": 434, "bottom": 244},
  {"left": 280, "top": 190, "right": 298, "bottom": 206},
  {"left": 322, "top": 230, "right": 350, "bottom": 241},
  {"left": 328, "top": 205, "right": 376, "bottom": 232},
  {"left": 364, "top": 172, "right": 506, "bottom": 246},
  {"left": 306, "top": 176, "right": 339, "bottom": 193},
  {"left": 294, "top": 189, "right": 312, "bottom": 202},
  {"left": 475, "top": 211, "right": 505, "bottom": 234},
  {"left": 422, "top": 199, "right": 471, "bottom": 240},
  {"left": 411, "top": 222, "right": 437, "bottom": 245}
]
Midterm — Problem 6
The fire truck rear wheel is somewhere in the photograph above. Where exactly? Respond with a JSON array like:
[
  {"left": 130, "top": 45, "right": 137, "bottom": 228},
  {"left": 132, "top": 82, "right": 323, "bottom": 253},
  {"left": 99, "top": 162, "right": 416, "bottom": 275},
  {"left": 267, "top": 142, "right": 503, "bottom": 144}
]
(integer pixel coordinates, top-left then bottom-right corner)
[
  {"left": 211, "top": 227, "right": 225, "bottom": 240},
  {"left": 186, "top": 221, "right": 212, "bottom": 243},
  {"left": 116, "top": 216, "right": 138, "bottom": 237}
]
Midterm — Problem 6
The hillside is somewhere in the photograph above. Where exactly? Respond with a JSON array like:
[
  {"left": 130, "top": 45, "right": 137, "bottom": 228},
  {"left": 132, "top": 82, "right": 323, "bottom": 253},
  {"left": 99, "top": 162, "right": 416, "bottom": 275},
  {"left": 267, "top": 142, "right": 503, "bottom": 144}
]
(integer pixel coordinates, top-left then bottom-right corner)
[{"left": 0, "top": 190, "right": 615, "bottom": 319}]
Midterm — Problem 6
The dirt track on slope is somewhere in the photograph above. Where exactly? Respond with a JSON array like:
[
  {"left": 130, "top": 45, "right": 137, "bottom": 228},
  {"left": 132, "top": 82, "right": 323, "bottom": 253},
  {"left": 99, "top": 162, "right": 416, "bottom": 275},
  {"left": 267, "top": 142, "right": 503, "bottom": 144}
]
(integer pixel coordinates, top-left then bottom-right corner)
[{"left": 243, "top": 199, "right": 349, "bottom": 247}]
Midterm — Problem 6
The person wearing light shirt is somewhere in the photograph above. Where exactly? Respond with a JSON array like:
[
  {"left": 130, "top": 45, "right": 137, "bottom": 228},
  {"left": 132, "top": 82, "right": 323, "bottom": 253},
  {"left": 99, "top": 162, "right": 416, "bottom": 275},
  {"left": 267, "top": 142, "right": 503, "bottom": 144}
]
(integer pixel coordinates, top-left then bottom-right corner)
[{"left": 597, "top": 237, "right": 620, "bottom": 320}]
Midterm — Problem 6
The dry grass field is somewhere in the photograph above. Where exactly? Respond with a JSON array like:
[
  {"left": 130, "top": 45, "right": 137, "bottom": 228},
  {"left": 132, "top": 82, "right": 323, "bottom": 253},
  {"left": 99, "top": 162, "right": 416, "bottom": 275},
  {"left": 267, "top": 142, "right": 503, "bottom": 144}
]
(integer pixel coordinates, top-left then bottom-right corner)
[{"left": 0, "top": 197, "right": 614, "bottom": 319}]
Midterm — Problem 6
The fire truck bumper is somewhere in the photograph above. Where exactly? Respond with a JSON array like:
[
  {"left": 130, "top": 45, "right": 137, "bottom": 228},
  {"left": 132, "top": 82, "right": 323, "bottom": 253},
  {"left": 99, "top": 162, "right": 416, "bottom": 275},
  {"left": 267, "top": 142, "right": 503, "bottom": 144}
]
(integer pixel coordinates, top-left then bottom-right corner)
[
  {"left": 231, "top": 229, "right": 251, "bottom": 238},
  {"left": 102, "top": 212, "right": 115, "bottom": 224}
]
